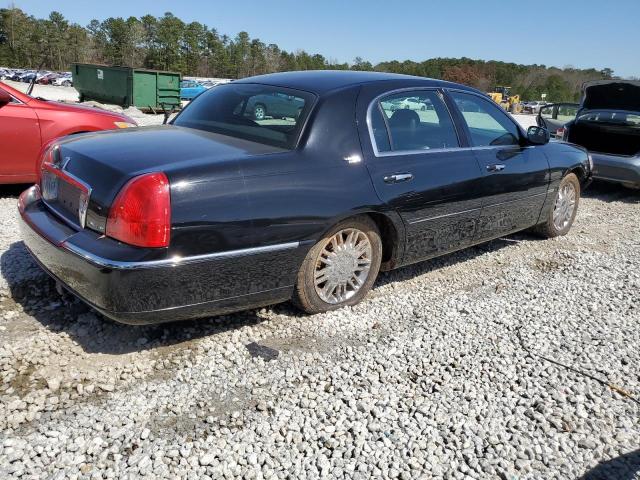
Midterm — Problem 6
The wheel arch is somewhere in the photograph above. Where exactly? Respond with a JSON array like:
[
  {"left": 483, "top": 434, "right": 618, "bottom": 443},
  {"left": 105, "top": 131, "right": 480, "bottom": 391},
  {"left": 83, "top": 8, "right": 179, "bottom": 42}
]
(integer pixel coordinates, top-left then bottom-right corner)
[
  {"left": 314, "top": 210, "right": 405, "bottom": 272},
  {"left": 567, "top": 164, "right": 588, "bottom": 186}
]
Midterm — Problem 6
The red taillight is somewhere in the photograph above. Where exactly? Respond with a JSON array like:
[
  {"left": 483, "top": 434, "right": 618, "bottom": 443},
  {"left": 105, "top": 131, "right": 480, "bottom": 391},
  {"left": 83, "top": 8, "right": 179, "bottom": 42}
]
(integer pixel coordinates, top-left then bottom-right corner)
[
  {"left": 106, "top": 172, "right": 171, "bottom": 248},
  {"left": 37, "top": 142, "right": 58, "bottom": 185}
]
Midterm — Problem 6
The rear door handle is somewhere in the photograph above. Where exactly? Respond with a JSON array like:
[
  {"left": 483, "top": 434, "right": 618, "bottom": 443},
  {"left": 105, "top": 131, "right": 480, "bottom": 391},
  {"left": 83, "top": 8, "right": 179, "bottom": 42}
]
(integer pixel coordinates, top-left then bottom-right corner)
[
  {"left": 383, "top": 173, "right": 413, "bottom": 184},
  {"left": 486, "top": 164, "right": 506, "bottom": 172}
]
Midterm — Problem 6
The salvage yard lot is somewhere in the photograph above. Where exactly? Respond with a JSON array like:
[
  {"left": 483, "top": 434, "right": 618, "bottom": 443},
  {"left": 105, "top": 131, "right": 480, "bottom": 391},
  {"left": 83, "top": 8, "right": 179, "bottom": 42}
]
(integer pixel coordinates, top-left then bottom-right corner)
[{"left": 1, "top": 182, "right": 639, "bottom": 478}]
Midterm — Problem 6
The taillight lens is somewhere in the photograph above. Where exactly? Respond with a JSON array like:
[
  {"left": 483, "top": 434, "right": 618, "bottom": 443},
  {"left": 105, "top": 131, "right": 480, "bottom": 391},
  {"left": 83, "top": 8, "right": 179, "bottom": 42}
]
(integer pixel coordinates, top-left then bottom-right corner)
[
  {"left": 106, "top": 172, "right": 171, "bottom": 248},
  {"left": 36, "top": 142, "right": 58, "bottom": 184}
]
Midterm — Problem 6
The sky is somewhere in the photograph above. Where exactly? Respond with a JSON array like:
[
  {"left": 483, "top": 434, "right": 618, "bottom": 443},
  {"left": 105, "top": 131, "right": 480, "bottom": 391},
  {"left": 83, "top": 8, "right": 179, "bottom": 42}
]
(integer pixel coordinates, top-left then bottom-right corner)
[{"left": 8, "top": 0, "right": 640, "bottom": 78}]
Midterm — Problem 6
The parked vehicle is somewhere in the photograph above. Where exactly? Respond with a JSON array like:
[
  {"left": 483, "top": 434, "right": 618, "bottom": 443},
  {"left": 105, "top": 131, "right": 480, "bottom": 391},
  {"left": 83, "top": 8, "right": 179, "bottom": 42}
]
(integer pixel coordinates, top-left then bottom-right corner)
[
  {"left": 0, "top": 81, "right": 137, "bottom": 184},
  {"left": 180, "top": 80, "right": 207, "bottom": 100},
  {"left": 38, "top": 73, "right": 61, "bottom": 85},
  {"left": 537, "top": 103, "right": 580, "bottom": 138},
  {"left": 524, "top": 101, "right": 547, "bottom": 114},
  {"left": 538, "top": 81, "right": 640, "bottom": 189},
  {"left": 53, "top": 74, "right": 73, "bottom": 87},
  {"left": 245, "top": 91, "right": 305, "bottom": 120},
  {"left": 397, "top": 96, "right": 430, "bottom": 111},
  {"left": 18, "top": 71, "right": 591, "bottom": 324}
]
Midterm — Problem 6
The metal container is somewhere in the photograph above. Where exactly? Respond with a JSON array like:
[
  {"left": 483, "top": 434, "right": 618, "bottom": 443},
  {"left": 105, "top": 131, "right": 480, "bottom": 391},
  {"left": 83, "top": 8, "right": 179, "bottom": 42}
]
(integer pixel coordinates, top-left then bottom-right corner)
[{"left": 71, "top": 64, "right": 181, "bottom": 111}]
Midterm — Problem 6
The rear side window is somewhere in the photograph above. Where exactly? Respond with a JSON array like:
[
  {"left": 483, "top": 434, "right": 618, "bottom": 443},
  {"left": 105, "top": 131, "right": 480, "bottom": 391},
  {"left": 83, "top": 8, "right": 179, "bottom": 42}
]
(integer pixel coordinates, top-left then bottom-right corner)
[
  {"left": 370, "top": 105, "right": 391, "bottom": 152},
  {"left": 450, "top": 91, "right": 520, "bottom": 147},
  {"left": 373, "top": 90, "right": 459, "bottom": 152},
  {"left": 173, "top": 83, "right": 314, "bottom": 149}
]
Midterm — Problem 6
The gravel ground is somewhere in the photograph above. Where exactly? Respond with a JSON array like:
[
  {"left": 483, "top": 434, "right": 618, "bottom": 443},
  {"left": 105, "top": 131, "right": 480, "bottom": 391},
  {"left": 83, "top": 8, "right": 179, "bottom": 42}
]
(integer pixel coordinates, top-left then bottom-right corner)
[
  {"left": 1, "top": 178, "right": 639, "bottom": 479},
  {"left": 0, "top": 84, "right": 638, "bottom": 478}
]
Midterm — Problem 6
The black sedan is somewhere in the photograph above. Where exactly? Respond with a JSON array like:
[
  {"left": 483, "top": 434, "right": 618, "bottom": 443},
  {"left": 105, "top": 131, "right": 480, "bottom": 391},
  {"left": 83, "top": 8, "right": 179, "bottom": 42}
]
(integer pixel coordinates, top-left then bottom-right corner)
[{"left": 19, "top": 71, "right": 592, "bottom": 324}]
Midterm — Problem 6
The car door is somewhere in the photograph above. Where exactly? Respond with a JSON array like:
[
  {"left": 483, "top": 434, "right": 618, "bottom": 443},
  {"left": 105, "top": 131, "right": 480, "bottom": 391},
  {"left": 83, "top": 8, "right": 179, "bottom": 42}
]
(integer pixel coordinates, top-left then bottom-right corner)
[
  {"left": 447, "top": 90, "right": 550, "bottom": 241},
  {"left": 359, "top": 87, "right": 486, "bottom": 264},
  {"left": 0, "top": 88, "right": 41, "bottom": 181},
  {"left": 270, "top": 93, "right": 298, "bottom": 118},
  {"left": 537, "top": 103, "right": 579, "bottom": 137}
]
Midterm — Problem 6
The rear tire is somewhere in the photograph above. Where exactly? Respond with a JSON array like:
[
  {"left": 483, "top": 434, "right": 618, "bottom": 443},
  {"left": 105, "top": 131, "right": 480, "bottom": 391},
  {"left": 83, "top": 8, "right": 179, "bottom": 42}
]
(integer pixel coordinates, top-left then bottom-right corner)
[
  {"left": 533, "top": 173, "right": 580, "bottom": 238},
  {"left": 293, "top": 216, "right": 382, "bottom": 314},
  {"left": 253, "top": 104, "right": 266, "bottom": 120}
]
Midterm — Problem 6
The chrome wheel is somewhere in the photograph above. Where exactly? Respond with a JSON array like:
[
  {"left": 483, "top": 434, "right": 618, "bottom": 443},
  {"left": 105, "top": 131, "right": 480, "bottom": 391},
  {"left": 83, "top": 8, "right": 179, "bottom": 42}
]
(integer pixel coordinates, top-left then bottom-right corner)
[
  {"left": 254, "top": 105, "right": 266, "bottom": 120},
  {"left": 553, "top": 182, "right": 576, "bottom": 230},
  {"left": 314, "top": 228, "right": 372, "bottom": 304}
]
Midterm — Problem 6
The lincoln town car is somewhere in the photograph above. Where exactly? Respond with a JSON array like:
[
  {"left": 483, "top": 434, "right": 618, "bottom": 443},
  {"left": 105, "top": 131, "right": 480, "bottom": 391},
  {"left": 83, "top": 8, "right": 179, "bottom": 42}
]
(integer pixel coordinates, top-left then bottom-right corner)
[{"left": 19, "top": 71, "right": 592, "bottom": 324}]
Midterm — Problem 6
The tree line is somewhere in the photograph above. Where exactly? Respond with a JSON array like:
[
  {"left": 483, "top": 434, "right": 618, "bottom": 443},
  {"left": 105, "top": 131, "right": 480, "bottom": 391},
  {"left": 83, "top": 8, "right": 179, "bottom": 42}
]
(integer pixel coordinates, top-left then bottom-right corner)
[{"left": 0, "top": 7, "right": 617, "bottom": 101}]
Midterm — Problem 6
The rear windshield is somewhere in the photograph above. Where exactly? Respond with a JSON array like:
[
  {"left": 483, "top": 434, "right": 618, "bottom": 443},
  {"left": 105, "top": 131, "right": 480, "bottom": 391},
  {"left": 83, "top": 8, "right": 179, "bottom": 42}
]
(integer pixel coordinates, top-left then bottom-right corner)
[
  {"left": 172, "top": 83, "right": 315, "bottom": 149},
  {"left": 578, "top": 110, "right": 640, "bottom": 127}
]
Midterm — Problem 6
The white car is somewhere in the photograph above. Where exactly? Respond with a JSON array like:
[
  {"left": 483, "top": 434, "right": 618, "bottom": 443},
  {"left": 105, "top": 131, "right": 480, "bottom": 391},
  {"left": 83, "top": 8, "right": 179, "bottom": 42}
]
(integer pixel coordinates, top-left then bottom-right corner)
[
  {"left": 53, "top": 75, "right": 73, "bottom": 87},
  {"left": 398, "top": 97, "right": 431, "bottom": 111},
  {"left": 525, "top": 101, "right": 547, "bottom": 114}
]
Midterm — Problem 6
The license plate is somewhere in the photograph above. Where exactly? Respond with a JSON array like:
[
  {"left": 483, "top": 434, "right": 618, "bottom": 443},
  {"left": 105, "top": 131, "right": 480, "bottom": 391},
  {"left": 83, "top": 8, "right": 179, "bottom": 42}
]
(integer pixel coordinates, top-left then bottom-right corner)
[{"left": 41, "top": 170, "right": 89, "bottom": 228}]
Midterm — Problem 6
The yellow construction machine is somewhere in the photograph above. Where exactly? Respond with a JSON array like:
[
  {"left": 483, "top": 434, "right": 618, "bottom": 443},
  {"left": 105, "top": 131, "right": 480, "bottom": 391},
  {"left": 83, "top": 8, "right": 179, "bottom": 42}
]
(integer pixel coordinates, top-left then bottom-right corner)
[{"left": 487, "top": 86, "right": 521, "bottom": 113}]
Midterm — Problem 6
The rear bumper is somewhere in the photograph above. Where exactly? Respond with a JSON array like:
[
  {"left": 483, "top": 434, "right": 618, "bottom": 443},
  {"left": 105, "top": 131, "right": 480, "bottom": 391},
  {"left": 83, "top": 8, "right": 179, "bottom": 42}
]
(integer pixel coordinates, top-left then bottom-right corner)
[
  {"left": 591, "top": 152, "right": 640, "bottom": 188},
  {"left": 18, "top": 186, "right": 302, "bottom": 324}
]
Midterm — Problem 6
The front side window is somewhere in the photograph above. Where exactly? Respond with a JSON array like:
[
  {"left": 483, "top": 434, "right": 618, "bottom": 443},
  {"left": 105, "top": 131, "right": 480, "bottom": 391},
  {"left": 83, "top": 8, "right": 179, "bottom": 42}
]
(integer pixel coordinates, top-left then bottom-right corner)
[
  {"left": 374, "top": 90, "right": 458, "bottom": 152},
  {"left": 173, "top": 83, "right": 314, "bottom": 149},
  {"left": 450, "top": 91, "right": 521, "bottom": 147}
]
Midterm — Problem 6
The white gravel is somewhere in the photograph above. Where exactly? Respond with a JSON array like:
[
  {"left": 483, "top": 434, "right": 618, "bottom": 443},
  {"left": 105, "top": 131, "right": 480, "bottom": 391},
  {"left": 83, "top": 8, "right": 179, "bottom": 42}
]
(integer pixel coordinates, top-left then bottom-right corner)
[
  {"left": 3, "top": 80, "right": 80, "bottom": 103},
  {"left": 1, "top": 179, "right": 639, "bottom": 479},
  {"left": 0, "top": 82, "right": 637, "bottom": 478}
]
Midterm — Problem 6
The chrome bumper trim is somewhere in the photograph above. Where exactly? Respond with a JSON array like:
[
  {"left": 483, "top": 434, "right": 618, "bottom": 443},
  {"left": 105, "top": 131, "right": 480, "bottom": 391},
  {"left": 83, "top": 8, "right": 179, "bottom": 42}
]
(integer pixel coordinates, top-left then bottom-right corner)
[{"left": 62, "top": 241, "right": 301, "bottom": 270}]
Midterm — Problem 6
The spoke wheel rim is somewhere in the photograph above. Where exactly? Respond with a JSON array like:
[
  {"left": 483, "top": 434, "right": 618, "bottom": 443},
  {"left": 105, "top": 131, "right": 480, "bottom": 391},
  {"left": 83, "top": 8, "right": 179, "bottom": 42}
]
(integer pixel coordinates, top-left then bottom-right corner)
[
  {"left": 553, "top": 182, "right": 576, "bottom": 230},
  {"left": 254, "top": 106, "right": 265, "bottom": 119},
  {"left": 314, "top": 228, "right": 372, "bottom": 305}
]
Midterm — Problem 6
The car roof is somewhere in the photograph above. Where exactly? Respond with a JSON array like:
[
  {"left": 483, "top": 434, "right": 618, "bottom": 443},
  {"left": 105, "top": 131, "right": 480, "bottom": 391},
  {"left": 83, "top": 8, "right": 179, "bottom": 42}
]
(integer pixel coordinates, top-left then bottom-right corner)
[{"left": 234, "top": 70, "right": 479, "bottom": 95}]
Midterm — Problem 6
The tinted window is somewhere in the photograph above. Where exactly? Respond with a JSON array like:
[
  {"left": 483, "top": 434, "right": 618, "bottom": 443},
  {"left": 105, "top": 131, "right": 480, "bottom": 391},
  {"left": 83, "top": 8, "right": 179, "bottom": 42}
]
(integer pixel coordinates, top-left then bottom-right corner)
[
  {"left": 451, "top": 91, "right": 521, "bottom": 147},
  {"left": 377, "top": 90, "right": 458, "bottom": 151},
  {"left": 370, "top": 105, "right": 391, "bottom": 152},
  {"left": 173, "top": 84, "right": 314, "bottom": 149}
]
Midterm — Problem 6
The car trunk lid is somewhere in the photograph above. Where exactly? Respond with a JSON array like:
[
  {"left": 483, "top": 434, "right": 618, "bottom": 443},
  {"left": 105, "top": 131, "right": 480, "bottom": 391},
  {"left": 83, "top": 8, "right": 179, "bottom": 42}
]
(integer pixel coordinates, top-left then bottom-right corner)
[
  {"left": 42, "top": 125, "right": 284, "bottom": 233},
  {"left": 582, "top": 81, "right": 640, "bottom": 112}
]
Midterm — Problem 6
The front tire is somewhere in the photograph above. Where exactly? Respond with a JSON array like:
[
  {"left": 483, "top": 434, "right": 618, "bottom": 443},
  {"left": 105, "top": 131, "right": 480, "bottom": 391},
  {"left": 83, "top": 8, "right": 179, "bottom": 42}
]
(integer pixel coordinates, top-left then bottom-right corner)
[
  {"left": 293, "top": 216, "right": 382, "bottom": 314},
  {"left": 534, "top": 173, "right": 580, "bottom": 238}
]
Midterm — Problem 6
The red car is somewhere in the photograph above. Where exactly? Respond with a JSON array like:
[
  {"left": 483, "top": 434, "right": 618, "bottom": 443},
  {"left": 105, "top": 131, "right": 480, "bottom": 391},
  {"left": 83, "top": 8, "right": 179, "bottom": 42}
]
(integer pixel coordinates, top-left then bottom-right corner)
[{"left": 0, "top": 81, "right": 137, "bottom": 184}]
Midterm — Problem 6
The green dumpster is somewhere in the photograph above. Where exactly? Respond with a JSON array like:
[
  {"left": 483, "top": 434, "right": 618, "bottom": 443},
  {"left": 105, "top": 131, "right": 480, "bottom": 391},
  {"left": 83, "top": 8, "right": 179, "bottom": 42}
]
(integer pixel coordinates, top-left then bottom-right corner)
[{"left": 71, "top": 64, "right": 181, "bottom": 112}]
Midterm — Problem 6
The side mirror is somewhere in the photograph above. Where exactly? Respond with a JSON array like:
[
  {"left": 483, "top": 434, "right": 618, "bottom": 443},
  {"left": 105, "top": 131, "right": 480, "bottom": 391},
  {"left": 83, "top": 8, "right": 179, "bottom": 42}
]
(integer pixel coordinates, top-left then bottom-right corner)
[
  {"left": 527, "top": 125, "right": 550, "bottom": 145},
  {"left": 0, "top": 89, "right": 11, "bottom": 108}
]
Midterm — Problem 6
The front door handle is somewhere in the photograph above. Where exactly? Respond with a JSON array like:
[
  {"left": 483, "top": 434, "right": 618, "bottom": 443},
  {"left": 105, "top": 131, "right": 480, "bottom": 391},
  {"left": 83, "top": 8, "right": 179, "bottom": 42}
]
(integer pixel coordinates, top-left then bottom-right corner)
[
  {"left": 486, "top": 164, "right": 506, "bottom": 172},
  {"left": 384, "top": 173, "right": 414, "bottom": 184}
]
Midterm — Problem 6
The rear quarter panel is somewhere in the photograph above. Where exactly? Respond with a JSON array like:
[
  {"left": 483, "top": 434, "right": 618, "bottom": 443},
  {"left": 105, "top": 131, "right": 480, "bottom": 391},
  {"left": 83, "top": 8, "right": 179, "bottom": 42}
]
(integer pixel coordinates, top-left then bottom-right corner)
[{"left": 536, "top": 141, "right": 591, "bottom": 223}]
